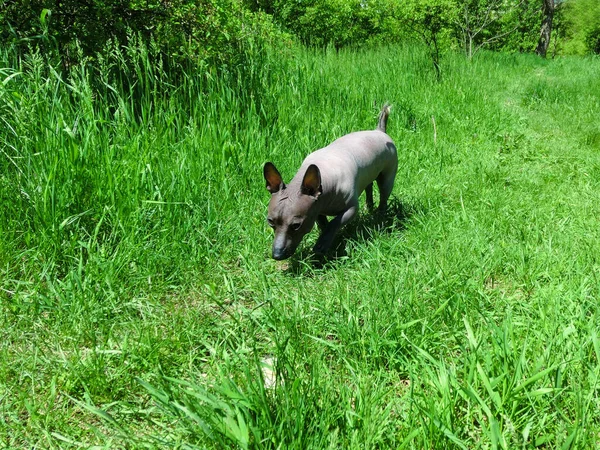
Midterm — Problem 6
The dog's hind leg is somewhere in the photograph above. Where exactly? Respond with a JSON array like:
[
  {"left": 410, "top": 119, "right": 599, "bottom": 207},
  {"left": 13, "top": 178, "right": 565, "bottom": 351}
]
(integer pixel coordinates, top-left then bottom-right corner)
[
  {"left": 365, "top": 183, "right": 374, "bottom": 210},
  {"left": 376, "top": 167, "right": 397, "bottom": 211}
]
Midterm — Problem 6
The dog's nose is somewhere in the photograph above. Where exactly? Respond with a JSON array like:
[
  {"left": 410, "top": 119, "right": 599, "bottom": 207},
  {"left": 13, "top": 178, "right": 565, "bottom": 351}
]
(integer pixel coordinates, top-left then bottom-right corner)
[{"left": 272, "top": 248, "right": 288, "bottom": 260}]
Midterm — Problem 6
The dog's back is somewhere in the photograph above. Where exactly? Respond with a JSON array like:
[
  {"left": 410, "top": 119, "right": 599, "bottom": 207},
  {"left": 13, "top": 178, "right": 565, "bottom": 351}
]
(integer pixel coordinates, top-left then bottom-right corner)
[{"left": 302, "top": 129, "right": 396, "bottom": 199}]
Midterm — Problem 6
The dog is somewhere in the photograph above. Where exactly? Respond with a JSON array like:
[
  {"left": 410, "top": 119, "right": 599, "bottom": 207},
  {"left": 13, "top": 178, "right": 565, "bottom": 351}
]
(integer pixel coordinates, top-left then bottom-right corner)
[{"left": 263, "top": 104, "right": 397, "bottom": 260}]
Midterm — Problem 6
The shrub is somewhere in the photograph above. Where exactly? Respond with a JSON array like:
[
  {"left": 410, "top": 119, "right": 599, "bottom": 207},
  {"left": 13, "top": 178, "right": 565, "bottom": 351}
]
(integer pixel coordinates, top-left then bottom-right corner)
[{"left": 0, "top": 0, "right": 292, "bottom": 74}]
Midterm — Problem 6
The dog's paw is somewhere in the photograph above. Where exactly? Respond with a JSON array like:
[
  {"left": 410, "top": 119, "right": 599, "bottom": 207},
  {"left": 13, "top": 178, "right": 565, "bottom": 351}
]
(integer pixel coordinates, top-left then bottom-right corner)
[
  {"left": 312, "top": 243, "right": 327, "bottom": 255},
  {"left": 313, "top": 240, "right": 329, "bottom": 255},
  {"left": 313, "top": 236, "right": 334, "bottom": 255}
]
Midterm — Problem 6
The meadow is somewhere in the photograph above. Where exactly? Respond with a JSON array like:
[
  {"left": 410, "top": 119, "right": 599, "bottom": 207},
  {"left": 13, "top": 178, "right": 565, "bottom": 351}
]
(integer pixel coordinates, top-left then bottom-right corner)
[{"left": 1, "top": 42, "right": 600, "bottom": 448}]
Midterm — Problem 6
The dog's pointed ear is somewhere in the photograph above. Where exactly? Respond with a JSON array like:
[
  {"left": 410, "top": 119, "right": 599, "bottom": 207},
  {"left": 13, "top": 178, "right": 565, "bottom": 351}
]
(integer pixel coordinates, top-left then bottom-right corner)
[
  {"left": 264, "top": 162, "right": 285, "bottom": 194},
  {"left": 301, "top": 164, "right": 322, "bottom": 198}
]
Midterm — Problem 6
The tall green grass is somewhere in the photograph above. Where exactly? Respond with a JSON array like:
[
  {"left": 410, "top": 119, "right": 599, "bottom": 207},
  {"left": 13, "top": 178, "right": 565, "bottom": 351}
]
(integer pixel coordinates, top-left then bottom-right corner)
[{"left": 1, "top": 41, "right": 600, "bottom": 448}]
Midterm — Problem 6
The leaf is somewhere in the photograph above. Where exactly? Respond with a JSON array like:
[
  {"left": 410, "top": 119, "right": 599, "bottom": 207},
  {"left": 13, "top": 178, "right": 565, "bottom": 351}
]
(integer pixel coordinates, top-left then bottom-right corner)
[
  {"left": 40, "top": 8, "right": 51, "bottom": 27},
  {"left": 463, "top": 316, "right": 478, "bottom": 350},
  {"left": 476, "top": 363, "right": 503, "bottom": 412},
  {"left": 513, "top": 364, "right": 560, "bottom": 394},
  {"left": 561, "top": 427, "right": 578, "bottom": 450},
  {"left": 398, "top": 427, "right": 422, "bottom": 449}
]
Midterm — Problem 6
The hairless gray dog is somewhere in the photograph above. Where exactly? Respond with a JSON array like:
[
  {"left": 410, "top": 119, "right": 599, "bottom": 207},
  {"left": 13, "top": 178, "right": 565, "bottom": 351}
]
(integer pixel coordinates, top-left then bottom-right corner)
[{"left": 264, "top": 104, "right": 398, "bottom": 260}]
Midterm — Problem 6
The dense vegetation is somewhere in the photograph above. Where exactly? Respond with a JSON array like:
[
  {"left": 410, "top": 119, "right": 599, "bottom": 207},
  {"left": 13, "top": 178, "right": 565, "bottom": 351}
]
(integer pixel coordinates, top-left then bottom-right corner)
[
  {"left": 1, "top": 0, "right": 600, "bottom": 69},
  {"left": 1, "top": 0, "right": 600, "bottom": 448}
]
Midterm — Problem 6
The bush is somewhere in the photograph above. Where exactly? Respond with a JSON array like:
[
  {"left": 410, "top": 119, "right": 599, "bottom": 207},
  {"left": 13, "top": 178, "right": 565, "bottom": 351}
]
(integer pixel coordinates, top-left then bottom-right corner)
[
  {"left": 560, "top": 0, "right": 600, "bottom": 55},
  {"left": 0, "top": 0, "right": 292, "bottom": 74},
  {"left": 585, "top": 24, "right": 600, "bottom": 54},
  {"left": 246, "top": 0, "right": 384, "bottom": 48}
]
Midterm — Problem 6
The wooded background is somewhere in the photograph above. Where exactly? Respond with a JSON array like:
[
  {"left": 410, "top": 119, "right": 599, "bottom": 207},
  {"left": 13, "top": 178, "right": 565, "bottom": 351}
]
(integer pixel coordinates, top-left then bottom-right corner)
[{"left": 1, "top": 0, "right": 599, "bottom": 75}]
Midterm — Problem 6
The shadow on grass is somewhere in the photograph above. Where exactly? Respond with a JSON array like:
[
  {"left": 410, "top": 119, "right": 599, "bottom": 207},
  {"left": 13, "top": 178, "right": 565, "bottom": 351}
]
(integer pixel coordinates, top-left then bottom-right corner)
[{"left": 284, "top": 197, "right": 416, "bottom": 276}]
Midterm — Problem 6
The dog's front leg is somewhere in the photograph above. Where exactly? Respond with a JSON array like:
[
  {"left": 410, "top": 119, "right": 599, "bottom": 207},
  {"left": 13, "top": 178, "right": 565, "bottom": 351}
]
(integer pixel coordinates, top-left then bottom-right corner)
[
  {"left": 313, "top": 203, "right": 358, "bottom": 255},
  {"left": 317, "top": 215, "right": 329, "bottom": 232}
]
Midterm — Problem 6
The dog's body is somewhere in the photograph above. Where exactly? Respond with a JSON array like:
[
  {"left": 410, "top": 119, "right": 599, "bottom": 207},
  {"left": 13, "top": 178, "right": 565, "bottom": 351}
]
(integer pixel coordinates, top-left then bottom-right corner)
[{"left": 264, "top": 104, "right": 397, "bottom": 260}]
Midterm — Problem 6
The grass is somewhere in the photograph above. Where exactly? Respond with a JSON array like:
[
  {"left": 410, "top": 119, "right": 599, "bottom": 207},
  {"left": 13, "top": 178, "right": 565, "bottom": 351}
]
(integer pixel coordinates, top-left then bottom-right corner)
[{"left": 1, "top": 41, "right": 600, "bottom": 448}]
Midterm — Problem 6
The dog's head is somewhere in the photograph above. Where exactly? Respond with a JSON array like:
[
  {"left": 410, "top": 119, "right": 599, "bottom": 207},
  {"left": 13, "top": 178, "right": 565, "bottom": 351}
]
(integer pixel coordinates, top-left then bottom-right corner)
[{"left": 263, "top": 162, "right": 322, "bottom": 260}]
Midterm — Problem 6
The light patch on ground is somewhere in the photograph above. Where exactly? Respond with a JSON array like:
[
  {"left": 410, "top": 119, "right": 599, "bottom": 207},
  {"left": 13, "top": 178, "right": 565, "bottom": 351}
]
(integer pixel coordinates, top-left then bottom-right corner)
[{"left": 260, "top": 356, "right": 277, "bottom": 389}]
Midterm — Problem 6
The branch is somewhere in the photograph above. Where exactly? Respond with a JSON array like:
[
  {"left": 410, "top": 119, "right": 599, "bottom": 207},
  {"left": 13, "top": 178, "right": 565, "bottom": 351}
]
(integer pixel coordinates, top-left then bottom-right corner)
[
  {"left": 473, "top": 22, "right": 521, "bottom": 54},
  {"left": 472, "top": 0, "right": 526, "bottom": 37}
]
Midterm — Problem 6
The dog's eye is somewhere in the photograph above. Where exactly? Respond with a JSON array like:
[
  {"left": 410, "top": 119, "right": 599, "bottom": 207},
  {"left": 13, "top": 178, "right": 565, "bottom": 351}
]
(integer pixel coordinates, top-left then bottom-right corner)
[
  {"left": 290, "top": 222, "right": 302, "bottom": 231},
  {"left": 267, "top": 219, "right": 275, "bottom": 228}
]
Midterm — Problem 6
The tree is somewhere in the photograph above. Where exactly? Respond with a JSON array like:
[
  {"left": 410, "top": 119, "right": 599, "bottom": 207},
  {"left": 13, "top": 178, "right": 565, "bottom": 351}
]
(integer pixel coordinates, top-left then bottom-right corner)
[
  {"left": 454, "top": 0, "right": 531, "bottom": 58},
  {"left": 535, "top": 0, "right": 555, "bottom": 57},
  {"left": 393, "top": 0, "right": 457, "bottom": 80}
]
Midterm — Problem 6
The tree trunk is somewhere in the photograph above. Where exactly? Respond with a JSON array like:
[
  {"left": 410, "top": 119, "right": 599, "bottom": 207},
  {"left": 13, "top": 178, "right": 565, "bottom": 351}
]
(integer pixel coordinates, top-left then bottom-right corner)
[
  {"left": 467, "top": 34, "right": 473, "bottom": 59},
  {"left": 536, "top": 0, "right": 554, "bottom": 58}
]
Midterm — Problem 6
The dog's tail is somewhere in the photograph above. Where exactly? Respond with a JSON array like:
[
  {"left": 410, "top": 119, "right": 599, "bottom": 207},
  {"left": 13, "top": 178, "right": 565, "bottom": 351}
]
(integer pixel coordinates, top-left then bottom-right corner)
[{"left": 377, "top": 103, "right": 391, "bottom": 133}]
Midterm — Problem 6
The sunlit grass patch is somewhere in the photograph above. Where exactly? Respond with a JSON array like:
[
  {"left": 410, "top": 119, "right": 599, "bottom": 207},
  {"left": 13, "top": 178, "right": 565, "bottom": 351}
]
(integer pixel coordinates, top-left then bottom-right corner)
[{"left": 1, "top": 43, "right": 600, "bottom": 447}]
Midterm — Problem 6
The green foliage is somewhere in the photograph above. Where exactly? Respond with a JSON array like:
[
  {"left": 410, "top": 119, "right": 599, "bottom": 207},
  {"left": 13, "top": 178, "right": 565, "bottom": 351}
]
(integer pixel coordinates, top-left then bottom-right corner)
[
  {"left": 454, "top": 0, "right": 542, "bottom": 56},
  {"left": 0, "top": 0, "right": 291, "bottom": 73},
  {"left": 585, "top": 23, "right": 600, "bottom": 53},
  {"left": 3, "top": 0, "right": 595, "bottom": 62},
  {"left": 245, "top": 0, "right": 560, "bottom": 58},
  {"left": 561, "top": 0, "right": 600, "bottom": 54},
  {"left": 493, "top": 1, "right": 543, "bottom": 54},
  {"left": 390, "top": 0, "right": 457, "bottom": 77},
  {"left": 246, "top": 0, "right": 385, "bottom": 48}
]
